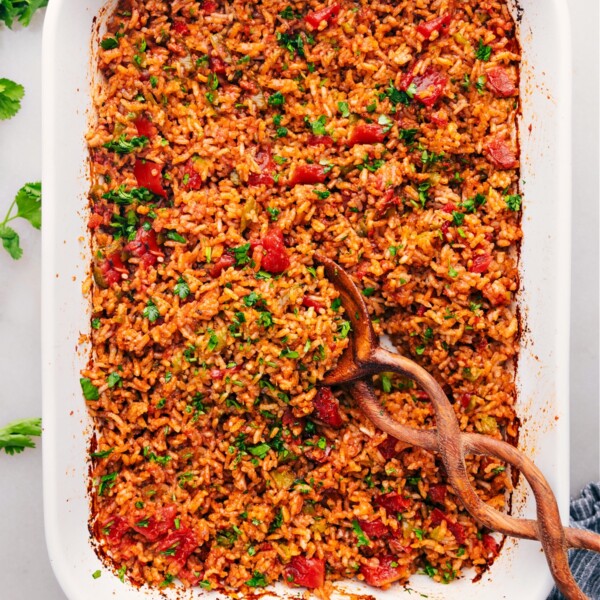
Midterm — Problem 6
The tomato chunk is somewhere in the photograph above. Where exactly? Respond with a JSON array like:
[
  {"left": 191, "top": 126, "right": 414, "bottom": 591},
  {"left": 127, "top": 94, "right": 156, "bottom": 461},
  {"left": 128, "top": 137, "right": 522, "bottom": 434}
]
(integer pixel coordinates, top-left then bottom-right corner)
[
  {"left": 302, "top": 296, "right": 324, "bottom": 311},
  {"left": 485, "top": 137, "right": 518, "bottom": 169},
  {"left": 97, "top": 251, "right": 127, "bottom": 287},
  {"left": 182, "top": 160, "right": 203, "bottom": 190},
  {"left": 313, "top": 387, "right": 343, "bottom": 428},
  {"left": 417, "top": 13, "right": 451, "bottom": 39},
  {"left": 470, "top": 253, "right": 492, "bottom": 273},
  {"left": 88, "top": 213, "right": 104, "bottom": 229},
  {"left": 486, "top": 66, "right": 517, "bottom": 98},
  {"left": 132, "top": 505, "right": 177, "bottom": 542},
  {"left": 249, "top": 146, "right": 276, "bottom": 186},
  {"left": 482, "top": 533, "right": 499, "bottom": 556},
  {"left": 259, "top": 227, "right": 290, "bottom": 274},
  {"left": 412, "top": 68, "right": 448, "bottom": 107},
  {"left": 288, "top": 164, "right": 328, "bottom": 186},
  {"left": 284, "top": 556, "right": 325, "bottom": 589},
  {"left": 157, "top": 527, "right": 198, "bottom": 566},
  {"left": 305, "top": 3, "right": 341, "bottom": 29},
  {"left": 429, "top": 484, "right": 447, "bottom": 504},
  {"left": 201, "top": 0, "right": 218, "bottom": 12},
  {"left": 209, "top": 54, "right": 227, "bottom": 75},
  {"left": 134, "top": 160, "right": 167, "bottom": 197},
  {"left": 358, "top": 518, "right": 389, "bottom": 539},
  {"left": 375, "top": 492, "right": 410, "bottom": 514},
  {"left": 307, "top": 134, "right": 334, "bottom": 147},
  {"left": 124, "top": 227, "right": 162, "bottom": 268},
  {"left": 134, "top": 117, "right": 157, "bottom": 138},
  {"left": 348, "top": 124, "right": 387, "bottom": 146},
  {"left": 430, "top": 508, "right": 466, "bottom": 544},
  {"left": 360, "top": 555, "right": 405, "bottom": 588},
  {"left": 248, "top": 172, "right": 275, "bottom": 186},
  {"left": 377, "top": 436, "right": 400, "bottom": 460},
  {"left": 102, "top": 515, "right": 130, "bottom": 545},
  {"left": 208, "top": 253, "right": 236, "bottom": 278},
  {"left": 172, "top": 20, "right": 190, "bottom": 35}
]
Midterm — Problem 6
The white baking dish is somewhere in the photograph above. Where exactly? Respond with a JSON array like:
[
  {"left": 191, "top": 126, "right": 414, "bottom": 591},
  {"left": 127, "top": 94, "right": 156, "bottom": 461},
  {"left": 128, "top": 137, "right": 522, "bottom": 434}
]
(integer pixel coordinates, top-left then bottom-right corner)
[{"left": 41, "top": 1, "right": 572, "bottom": 598}]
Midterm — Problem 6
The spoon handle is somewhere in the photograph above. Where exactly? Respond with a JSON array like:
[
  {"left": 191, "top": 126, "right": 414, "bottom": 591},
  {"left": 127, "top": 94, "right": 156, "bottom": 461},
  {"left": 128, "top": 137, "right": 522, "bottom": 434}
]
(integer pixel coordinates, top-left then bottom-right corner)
[{"left": 347, "top": 348, "right": 598, "bottom": 600}]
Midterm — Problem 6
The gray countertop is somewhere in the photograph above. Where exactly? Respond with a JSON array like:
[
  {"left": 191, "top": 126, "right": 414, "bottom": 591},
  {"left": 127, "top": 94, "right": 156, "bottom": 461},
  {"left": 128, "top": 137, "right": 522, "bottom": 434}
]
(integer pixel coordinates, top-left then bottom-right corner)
[{"left": 0, "top": 2, "right": 597, "bottom": 599}]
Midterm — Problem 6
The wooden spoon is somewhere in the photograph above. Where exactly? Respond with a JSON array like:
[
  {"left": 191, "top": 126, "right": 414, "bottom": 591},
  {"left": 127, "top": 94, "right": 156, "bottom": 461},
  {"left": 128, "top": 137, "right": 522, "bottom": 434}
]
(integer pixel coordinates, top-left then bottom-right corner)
[{"left": 316, "top": 254, "right": 600, "bottom": 600}]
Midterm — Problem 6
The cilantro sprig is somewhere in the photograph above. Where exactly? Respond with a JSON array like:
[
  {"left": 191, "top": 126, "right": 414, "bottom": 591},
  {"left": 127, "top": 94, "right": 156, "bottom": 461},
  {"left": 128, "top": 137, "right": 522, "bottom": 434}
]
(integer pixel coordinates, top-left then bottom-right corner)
[
  {"left": 0, "top": 182, "right": 42, "bottom": 260},
  {"left": 0, "top": 0, "right": 48, "bottom": 29},
  {"left": 0, "top": 418, "right": 42, "bottom": 455},
  {"left": 0, "top": 77, "right": 24, "bottom": 121}
]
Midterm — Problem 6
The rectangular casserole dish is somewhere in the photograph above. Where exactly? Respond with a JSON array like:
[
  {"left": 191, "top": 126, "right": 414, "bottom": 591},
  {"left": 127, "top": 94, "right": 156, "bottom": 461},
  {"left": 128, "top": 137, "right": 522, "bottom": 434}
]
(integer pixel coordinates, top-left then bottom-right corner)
[{"left": 41, "top": 1, "right": 572, "bottom": 598}]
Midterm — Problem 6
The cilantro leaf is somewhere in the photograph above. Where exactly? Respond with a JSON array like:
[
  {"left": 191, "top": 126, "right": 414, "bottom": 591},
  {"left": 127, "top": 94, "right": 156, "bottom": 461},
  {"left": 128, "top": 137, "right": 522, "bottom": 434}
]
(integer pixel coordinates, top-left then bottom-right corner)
[
  {"left": 143, "top": 299, "right": 160, "bottom": 322},
  {"left": 173, "top": 276, "right": 191, "bottom": 299},
  {"left": 0, "top": 78, "right": 24, "bottom": 120},
  {"left": 103, "top": 135, "right": 149, "bottom": 154},
  {"left": 0, "top": 417, "right": 42, "bottom": 455},
  {"left": 0, "top": 224, "right": 22, "bottom": 259},
  {"left": 80, "top": 377, "right": 99, "bottom": 401},
  {"left": 0, "top": 0, "right": 48, "bottom": 28},
  {"left": 15, "top": 182, "right": 41, "bottom": 229},
  {"left": 476, "top": 39, "right": 492, "bottom": 62}
]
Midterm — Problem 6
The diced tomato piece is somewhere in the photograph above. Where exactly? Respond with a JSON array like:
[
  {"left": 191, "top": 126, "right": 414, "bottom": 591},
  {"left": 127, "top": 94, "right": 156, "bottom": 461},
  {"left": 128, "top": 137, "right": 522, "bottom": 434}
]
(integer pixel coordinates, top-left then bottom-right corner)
[
  {"left": 360, "top": 555, "right": 405, "bottom": 588},
  {"left": 102, "top": 515, "right": 130, "bottom": 545},
  {"left": 124, "top": 227, "right": 162, "bottom": 268},
  {"left": 485, "top": 137, "right": 518, "bottom": 169},
  {"left": 441, "top": 221, "right": 452, "bottom": 242},
  {"left": 248, "top": 172, "right": 275, "bottom": 186},
  {"left": 482, "top": 533, "right": 499, "bottom": 556},
  {"left": 313, "top": 387, "right": 343, "bottom": 428},
  {"left": 99, "top": 251, "right": 128, "bottom": 286},
  {"left": 172, "top": 20, "right": 190, "bottom": 35},
  {"left": 417, "top": 13, "right": 451, "bottom": 39},
  {"left": 377, "top": 436, "right": 400, "bottom": 460},
  {"left": 208, "top": 253, "right": 236, "bottom": 278},
  {"left": 201, "top": 0, "right": 218, "bottom": 12},
  {"left": 209, "top": 54, "right": 227, "bottom": 75},
  {"left": 132, "top": 505, "right": 177, "bottom": 542},
  {"left": 430, "top": 508, "right": 466, "bottom": 544},
  {"left": 429, "top": 484, "right": 447, "bottom": 504},
  {"left": 134, "top": 117, "right": 157, "bottom": 138},
  {"left": 249, "top": 146, "right": 275, "bottom": 186},
  {"left": 182, "top": 160, "right": 203, "bottom": 190},
  {"left": 134, "top": 160, "right": 167, "bottom": 197},
  {"left": 88, "top": 213, "right": 104, "bottom": 229},
  {"left": 470, "top": 253, "right": 492, "bottom": 273},
  {"left": 288, "top": 164, "right": 328, "bottom": 186},
  {"left": 486, "top": 66, "right": 517, "bottom": 98},
  {"left": 429, "top": 110, "right": 448, "bottom": 127},
  {"left": 157, "top": 527, "right": 198, "bottom": 566},
  {"left": 412, "top": 68, "right": 448, "bottom": 107},
  {"left": 442, "top": 202, "right": 457, "bottom": 213},
  {"left": 302, "top": 296, "right": 324, "bottom": 311},
  {"left": 348, "top": 124, "right": 387, "bottom": 146},
  {"left": 307, "top": 134, "right": 334, "bottom": 147},
  {"left": 448, "top": 521, "right": 466, "bottom": 544},
  {"left": 375, "top": 493, "right": 410, "bottom": 514},
  {"left": 255, "top": 146, "right": 276, "bottom": 172},
  {"left": 459, "top": 393, "right": 472, "bottom": 408},
  {"left": 258, "top": 227, "right": 290, "bottom": 274},
  {"left": 358, "top": 518, "right": 389, "bottom": 539},
  {"left": 305, "top": 3, "right": 341, "bottom": 29},
  {"left": 284, "top": 556, "right": 325, "bottom": 589},
  {"left": 178, "top": 568, "right": 201, "bottom": 586}
]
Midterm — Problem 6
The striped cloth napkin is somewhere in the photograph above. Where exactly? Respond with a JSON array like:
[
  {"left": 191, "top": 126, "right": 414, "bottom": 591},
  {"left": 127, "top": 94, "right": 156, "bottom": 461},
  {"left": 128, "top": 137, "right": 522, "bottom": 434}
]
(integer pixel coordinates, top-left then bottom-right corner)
[{"left": 547, "top": 483, "right": 600, "bottom": 599}]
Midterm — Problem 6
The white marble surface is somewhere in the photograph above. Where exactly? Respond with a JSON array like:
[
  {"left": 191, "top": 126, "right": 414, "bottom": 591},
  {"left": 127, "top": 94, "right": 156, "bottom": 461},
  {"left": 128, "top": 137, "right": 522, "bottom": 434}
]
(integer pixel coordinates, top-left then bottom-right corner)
[{"left": 0, "top": 3, "right": 597, "bottom": 599}]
